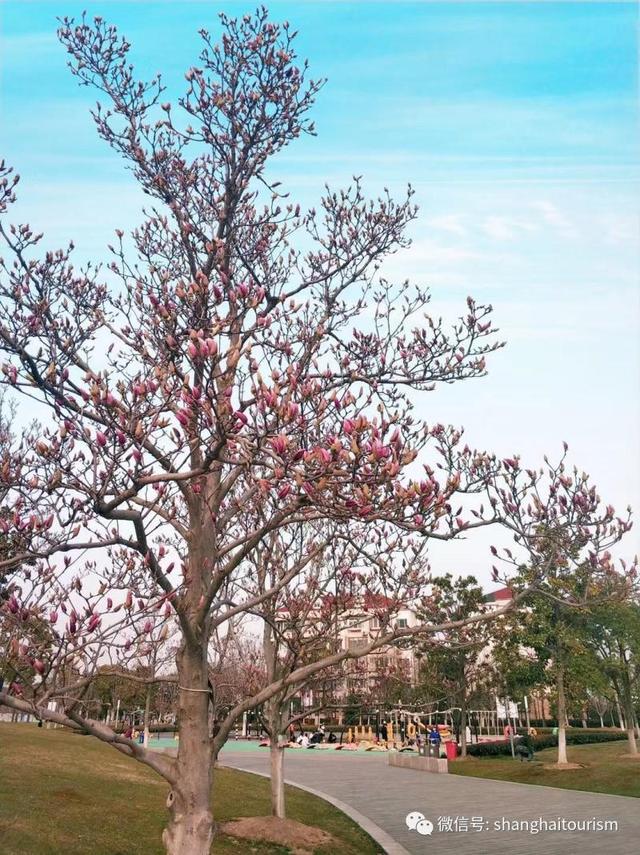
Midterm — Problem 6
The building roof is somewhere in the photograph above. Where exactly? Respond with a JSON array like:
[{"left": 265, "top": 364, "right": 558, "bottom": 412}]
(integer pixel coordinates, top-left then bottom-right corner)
[{"left": 484, "top": 586, "right": 513, "bottom": 603}]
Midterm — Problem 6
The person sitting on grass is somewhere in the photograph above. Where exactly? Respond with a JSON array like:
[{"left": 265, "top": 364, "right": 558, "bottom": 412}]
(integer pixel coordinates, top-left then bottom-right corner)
[{"left": 514, "top": 736, "right": 535, "bottom": 762}]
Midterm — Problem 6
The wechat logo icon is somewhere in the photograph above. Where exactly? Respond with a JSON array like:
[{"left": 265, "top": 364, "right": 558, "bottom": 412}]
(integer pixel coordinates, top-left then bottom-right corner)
[{"left": 405, "top": 812, "right": 434, "bottom": 836}]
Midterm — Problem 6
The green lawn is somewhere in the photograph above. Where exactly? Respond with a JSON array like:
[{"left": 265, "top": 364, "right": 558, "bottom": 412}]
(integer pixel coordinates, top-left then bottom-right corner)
[
  {"left": 449, "top": 740, "right": 640, "bottom": 798},
  {"left": 0, "top": 724, "right": 380, "bottom": 854}
]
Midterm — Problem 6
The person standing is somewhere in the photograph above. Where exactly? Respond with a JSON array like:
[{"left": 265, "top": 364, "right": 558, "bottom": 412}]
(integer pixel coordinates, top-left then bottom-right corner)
[{"left": 428, "top": 725, "right": 441, "bottom": 757}]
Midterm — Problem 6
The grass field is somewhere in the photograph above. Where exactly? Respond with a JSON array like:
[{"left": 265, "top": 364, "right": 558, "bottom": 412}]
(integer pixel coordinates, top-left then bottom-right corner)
[
  {"left": 0, "top": 724, "right": 380, "bottom": 854},
  {"left": 449, "top": 740, "right": 640, "bottom": 798}
]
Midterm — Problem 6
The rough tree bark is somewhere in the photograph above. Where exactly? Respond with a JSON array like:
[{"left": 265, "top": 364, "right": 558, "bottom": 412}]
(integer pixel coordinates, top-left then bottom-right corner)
[
  {"left": 264, "top": 687, "right": 290, "bottom": 818},
  {"left": 614, "top": 690, "right": 626, "bottom": 730},
  {"left": 620, "top": 658, "right": 638, "bottom": 755},
  {"left": 269, "top": 733, "right": 287, "bottom": 819},
  {"left": 162, "top": 643, "right": 214, "bottom": 855},
  {"left": 556, "top": 664, "right": 568, "bottom": 765},
  {"left": 143, "top": 685, "right": 152, "bottom": 749}
]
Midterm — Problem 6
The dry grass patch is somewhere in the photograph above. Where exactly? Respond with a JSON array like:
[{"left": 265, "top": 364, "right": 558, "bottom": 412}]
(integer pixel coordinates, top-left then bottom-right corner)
[{"left": 222, "top": 817, "right": 336, "bottom": 855}]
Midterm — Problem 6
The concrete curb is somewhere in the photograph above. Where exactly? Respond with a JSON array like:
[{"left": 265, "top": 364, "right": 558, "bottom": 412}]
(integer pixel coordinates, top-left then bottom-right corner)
[{"left": 220, "top": 763, "right": 410, "bottom": 855}]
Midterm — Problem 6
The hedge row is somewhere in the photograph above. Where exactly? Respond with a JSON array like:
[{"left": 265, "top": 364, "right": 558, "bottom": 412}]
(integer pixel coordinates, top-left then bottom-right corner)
[
  {"left": 527, "top": 718, "right": 619, "bottom": 729},
  {"left": 467, "top": 729, "right": 628, "bottom": 758},
  {"left": 113, "top": 722, "right": 177, "bottom": 734}
]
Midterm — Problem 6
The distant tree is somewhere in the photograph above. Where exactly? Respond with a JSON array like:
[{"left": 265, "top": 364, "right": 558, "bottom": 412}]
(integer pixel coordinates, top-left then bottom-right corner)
[
  {"left": 416, "top": 574, "right": 493, "bottom": 756},
  {"left": 587, "top": 598, "right": 640, "bottom": 754},
  {"left": 588, "top": 693, "right": 613, "bottom": 728},
  {"left": 257, "top": 531, "right": 340, "bottom": 819},
  {"left": 490, "top": 515, "right": 633, "bottom": 765}
]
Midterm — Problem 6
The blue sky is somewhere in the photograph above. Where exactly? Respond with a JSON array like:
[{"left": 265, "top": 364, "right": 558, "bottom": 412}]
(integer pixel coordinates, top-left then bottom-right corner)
[{"left": 1, "top": 1, "right": 638, "bottom": 579}]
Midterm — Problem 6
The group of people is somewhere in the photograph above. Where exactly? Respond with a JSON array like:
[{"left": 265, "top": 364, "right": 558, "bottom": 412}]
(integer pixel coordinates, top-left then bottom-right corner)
[
  {"left": 289, "top": 724, "right": 338, "bottom": 747},
  {"left": 378, "top": 721, "right": 443, "bottom": 751}
]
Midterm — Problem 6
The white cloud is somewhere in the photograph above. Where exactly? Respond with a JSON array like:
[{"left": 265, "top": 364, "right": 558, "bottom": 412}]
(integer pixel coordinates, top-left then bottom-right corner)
[
  {"left": 425, "top": 213, "right": 468, "bottom": 237},
  {"left": 531, "top": 200, "right": 577, "bottom": 237},
  {"left": 482, "top": 215, "right": 537, "bottom": 241},
  {"left": 599, "top": 212, "right": 638, "bottom": 245}
]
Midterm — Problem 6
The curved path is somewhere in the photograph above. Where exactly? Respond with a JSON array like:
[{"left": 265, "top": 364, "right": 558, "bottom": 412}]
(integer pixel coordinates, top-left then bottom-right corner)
[{"left": 219, "top": 744, "right": 640, "bottom": 855}]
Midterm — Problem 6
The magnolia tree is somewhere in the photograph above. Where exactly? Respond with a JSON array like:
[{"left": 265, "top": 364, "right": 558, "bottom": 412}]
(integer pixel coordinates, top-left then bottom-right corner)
[
  {"left": 251, "top": 526, "right": 340, "bottom": 819},
  {"left": 207, "top": 620, "right": 265, "bottom": 725},
  {"left": 247, "top": 523, "right": 425, "bottom": 818},
  {"left": 0, "top": 8, "right": 620, "bottom": 853}
]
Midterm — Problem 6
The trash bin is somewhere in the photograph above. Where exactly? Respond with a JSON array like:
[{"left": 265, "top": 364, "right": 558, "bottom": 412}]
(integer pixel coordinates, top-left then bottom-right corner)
[{"left": 445, "top": 741, "right": 458, "bottom": 761}]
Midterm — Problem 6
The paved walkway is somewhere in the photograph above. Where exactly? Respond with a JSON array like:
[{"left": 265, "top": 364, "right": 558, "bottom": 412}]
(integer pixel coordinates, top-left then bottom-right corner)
[{"left": 219, "top": 745, "right": 640, "bottom": 854}]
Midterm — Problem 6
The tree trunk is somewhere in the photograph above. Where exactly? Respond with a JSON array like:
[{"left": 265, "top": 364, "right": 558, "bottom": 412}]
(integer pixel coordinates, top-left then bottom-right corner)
[
  {"left": 459, "top": 699, "right": 468, "bottom": 758},
  {"left": 162, "top": 643, "right": 214, "bottom": 855},
  {"left": 599, "top": 714, "right": 604, "bottom": 728},
  {"left": 143, "top": 684, "right": 152, "bottom": 749},
  {"left": 620, "top": 668, "right": 637, "bottom": 756},
  {"left": 556, "top": 666, "right": 568, "bottom": 765},
  {"left": 270, "top": 736, "right": 286, "bottom": 819},
  {"left": 614, "top": 692, "right": 625, "bottom": 730}
]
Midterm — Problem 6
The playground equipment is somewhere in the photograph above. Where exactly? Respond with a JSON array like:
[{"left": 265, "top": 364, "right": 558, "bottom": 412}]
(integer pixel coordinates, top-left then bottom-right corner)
[
  {"left": 275, "top": 702, "right": 513, "bottom": 754},
  {"left": 346, "top": 723, "right": 380, "bottom": 749}
]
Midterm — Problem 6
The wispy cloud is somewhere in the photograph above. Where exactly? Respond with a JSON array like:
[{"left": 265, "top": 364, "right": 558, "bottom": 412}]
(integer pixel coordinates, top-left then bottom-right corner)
[
  {"left": 425, "top": 214, "right": 468, "bottom": 237},
  {"left": 531, "top": 200, "right": 577, "bottom": 237},
  {"left": 482, "top": 215, "right": 537, "bottom": 242}
]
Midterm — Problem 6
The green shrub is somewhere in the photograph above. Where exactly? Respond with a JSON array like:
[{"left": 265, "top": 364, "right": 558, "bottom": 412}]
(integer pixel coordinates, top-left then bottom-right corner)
[{"left": 467, "top": 729, "right": 627, "bottom": 758}]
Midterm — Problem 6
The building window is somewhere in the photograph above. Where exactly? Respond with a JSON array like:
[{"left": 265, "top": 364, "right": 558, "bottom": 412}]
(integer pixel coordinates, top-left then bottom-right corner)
[
  {"left": 347, "top": 638, "right": 368, "bottom": 651},
  {"left": 396, "top": 618, "right": 408, "bottom": 629}
]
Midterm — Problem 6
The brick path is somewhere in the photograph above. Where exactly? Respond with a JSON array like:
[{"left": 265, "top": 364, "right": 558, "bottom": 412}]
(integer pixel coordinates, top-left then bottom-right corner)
[{"left": 220, "top": 745, "right": 640, "bottom": 854}]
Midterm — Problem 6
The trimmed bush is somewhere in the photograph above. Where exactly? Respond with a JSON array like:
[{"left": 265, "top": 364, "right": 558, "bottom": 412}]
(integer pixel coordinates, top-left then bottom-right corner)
[{"left": 467, "top": 729, "right": 628, "bottom": 758}]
